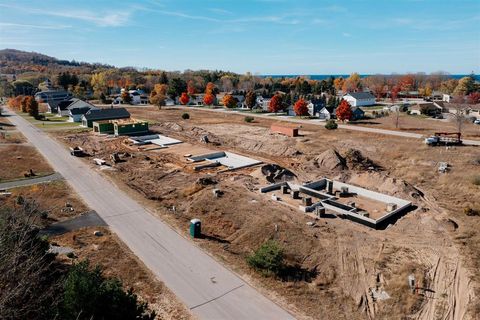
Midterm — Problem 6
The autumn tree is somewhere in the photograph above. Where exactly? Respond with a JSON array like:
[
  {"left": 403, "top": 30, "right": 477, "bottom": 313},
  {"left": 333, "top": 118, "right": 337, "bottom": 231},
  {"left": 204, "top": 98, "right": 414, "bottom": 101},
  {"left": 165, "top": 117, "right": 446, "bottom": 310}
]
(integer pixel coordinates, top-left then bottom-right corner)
[
  {"left": 342, "top": 73, "right": 361, "bottom": 92},
  {"left": 336, "top": 99, "right": 353, "bottom": 122},
  {"left": 268, "top": 94, "right": 284, "bottom": 113},
  {"left": 20, "top": 96, "right": 29, "bottom": 113},
  {"left": 467, "top": 92, "right": 480, "bottom": 104},
  {"left": 399, "top": 74, "right": 415, "bottom": 92},
  {"left": 391, "top": 86, "right": 401, "bottom": 104},
  {"left": 454, "top": 76, "right": 475, "bottom": 96},
  {"left": 334, "top": 77, "right": 344, "bottom": 92},
  {"left": 440, "top": 79, "right": 458, "bottom": 95},
  {"left": 179, "top": 92, "right": 190, "bottom": 105},
  {"left": 205, "top": 82, "right": 216, "bottom": 95},
  {"left": 245, "top": 91, "right": 256, "bottom": 109},
  {"left": 121, "top": 91, "right": 132, "bottom": 104},
  {"left": 7, "top": 95, "right": 23, "bottom": 111},
  {"left": 154, "top": 84, "right": 168, "bottom": 96},
  {"left": 293, "top": 98, "right": 309, "bottom": 116},
  {"left": 222, "top": 94, "right": 237, "bottom": 108},
  {"left": 203, "top": 93, "right": 215, "bottom": 106},
  {"left": 150, "top": 92, "right": 166, "bottom": 109},
  {"left": 25, "top": 96, "right": 39, "bottom": 118},
  {"left": 187, "top": 80, "right": 196, "bottom": 95}
]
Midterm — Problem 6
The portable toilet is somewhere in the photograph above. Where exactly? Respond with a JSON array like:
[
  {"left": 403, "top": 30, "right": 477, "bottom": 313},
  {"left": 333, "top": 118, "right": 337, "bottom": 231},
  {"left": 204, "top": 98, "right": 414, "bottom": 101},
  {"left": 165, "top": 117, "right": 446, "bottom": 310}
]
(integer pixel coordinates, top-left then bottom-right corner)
[{"left": 190, "top": 218, "right": 201, "bottom": 238}]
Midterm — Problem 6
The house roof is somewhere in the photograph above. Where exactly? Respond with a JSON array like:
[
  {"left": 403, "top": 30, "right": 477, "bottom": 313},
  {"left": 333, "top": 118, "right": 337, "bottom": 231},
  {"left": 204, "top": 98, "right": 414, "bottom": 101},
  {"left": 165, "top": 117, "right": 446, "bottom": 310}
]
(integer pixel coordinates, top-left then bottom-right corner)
[
  {"left": 69, "top": 107, "right": 92, "bottom": 115},
  {"left": 351, "top": 106, "right": 365, "bottom": 113},
  {"left": 345, "top": 92, "right": 375, "bottom": 100},
  {"left": 47, "top": 100, "right": 60, "bottom": 110},
  {"left": 57, "top": 99, "right": 76, "bottom": 110},
  {"left": 83, "top": 108, "right": 130, "bottom": 121},
  {"left": 66, "top": 99, "right": 95, "bottom": 110}
]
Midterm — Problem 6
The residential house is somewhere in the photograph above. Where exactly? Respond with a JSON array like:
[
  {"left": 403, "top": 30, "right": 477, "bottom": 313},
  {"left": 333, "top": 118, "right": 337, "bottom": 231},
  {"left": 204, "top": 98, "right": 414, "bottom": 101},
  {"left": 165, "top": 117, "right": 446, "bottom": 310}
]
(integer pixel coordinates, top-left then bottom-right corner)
[
  {"left": 81, "top": 107, "right": 131, "bottom": 127},
  {"left": 35, "top": 89, "right": 72, "bottom": 103},
  {"left": 342, "top": 92, "right": 376, "bottom": 107},
  {"left": 165, "top": 97, "right": 175, "bottom": 106},
  {"left": 46, "top": 100, "right": 60, "bottom": 113},
  {"left": 216, "top": 93, "right": 245, "bottom": 108},
  {"left": 114, "top": 89, "right": 149, "bottom": 105},
  {"left": 351, "top": 106, "right": 365, "bottom": 120},
  {"left": 57, "top": 98, "right": 97, "bottom": 117},
  {"left": 410, "top": 102, "right": 443, "bottom": 116},
  {"left": 255, "top": 96, "right": 271, "bottom": 111},
  {"left": 307, "top": 100, "right": 325, "bottom": 117},
  {"left": 318, "top": 107, "right": 333, "bottom": 120},
  {"left": 68, "top": 107, "right": 93, "bottom": 122}
]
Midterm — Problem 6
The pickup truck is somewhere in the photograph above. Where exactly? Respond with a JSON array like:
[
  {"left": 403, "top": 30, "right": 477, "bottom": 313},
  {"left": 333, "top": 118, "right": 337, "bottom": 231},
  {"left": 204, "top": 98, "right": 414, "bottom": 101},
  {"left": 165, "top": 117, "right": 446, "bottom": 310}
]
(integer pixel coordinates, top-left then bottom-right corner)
[{"left": 69, "top": 146, "right": 84, "bottom": 156}]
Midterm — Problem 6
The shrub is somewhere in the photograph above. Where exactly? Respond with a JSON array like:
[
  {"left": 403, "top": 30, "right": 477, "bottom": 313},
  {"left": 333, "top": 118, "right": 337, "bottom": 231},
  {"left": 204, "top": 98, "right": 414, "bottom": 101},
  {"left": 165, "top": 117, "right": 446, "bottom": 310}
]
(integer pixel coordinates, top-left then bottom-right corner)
[
  {"left": 181, "top": 113, "right": 190, "bottom": 120},
  {"left": 247, "top": 240, "right": 284, "bottom": 276},
  {"left": 325, "top": 119, "right": 338, "bottom": 130},
  {"left": 464, "top": 207, "right": 480, "bottom": 216},
  {"left": 472, "top": 175, "right": 480, "bottom": 186},
  {"left": 244, "top": 116, "right": 254, "bottom": 123}
]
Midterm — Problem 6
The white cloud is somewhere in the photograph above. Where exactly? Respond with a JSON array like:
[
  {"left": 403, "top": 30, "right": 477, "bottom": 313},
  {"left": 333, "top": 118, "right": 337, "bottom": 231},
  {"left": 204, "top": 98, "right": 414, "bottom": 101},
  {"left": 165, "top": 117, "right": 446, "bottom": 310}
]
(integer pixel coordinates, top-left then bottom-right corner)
[
  {"left": 0, "top": 3, "right": 131, "bottom": 27},
  {"left": 208, "top": 8, "right": 233, "bottom": 15},
  {"left": 342, "top": 32, "right": 351, "bottom": 37},
  {"left": 0, "top": 22, "right": 71, "bottom": 30}
]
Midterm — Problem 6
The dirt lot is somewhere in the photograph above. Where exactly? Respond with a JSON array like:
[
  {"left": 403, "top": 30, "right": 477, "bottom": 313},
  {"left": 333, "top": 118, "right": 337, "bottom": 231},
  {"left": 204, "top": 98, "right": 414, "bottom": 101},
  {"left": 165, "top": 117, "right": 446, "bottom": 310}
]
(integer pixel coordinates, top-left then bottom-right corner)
[
  {"left": 0, "top": 144, "right": 54, "bottom": 181},
  {"left": 4, "top": 181, "right": 88, "bottom": 225},
  {"left": 52, "top": 227, "right": 193, "bottom": 320},
  {"left": 354, "top": 112, "right": 480, "bottom": 140},
  {"left": 50, "top": 106, "right": 480, "bottom": 320}
]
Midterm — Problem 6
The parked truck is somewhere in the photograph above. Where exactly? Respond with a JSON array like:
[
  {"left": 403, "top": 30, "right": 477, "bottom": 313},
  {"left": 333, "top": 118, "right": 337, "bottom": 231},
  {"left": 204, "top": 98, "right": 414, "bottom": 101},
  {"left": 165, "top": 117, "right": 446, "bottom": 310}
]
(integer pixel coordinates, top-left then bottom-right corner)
[{"left": 424, "top": 132, "right": 462, "bottom": 146}]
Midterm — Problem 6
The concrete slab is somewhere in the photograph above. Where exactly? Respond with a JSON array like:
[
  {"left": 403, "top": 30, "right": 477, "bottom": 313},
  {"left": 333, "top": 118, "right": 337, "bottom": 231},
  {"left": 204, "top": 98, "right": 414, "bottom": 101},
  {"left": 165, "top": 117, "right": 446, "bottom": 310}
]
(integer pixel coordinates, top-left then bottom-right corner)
[
  {"left": 129, "top": 134, "right": 183, "bottom": 147},
  {"left": 188, "top": 151, "right": 262, "bottom": 170}
]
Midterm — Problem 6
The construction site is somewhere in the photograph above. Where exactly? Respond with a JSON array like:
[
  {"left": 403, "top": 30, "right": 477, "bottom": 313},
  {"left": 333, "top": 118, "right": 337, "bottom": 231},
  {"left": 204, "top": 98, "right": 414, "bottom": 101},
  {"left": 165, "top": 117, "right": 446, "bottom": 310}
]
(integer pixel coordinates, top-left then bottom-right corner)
[{"left": 48, "top": 106, "right": 480, "bottom": 320}]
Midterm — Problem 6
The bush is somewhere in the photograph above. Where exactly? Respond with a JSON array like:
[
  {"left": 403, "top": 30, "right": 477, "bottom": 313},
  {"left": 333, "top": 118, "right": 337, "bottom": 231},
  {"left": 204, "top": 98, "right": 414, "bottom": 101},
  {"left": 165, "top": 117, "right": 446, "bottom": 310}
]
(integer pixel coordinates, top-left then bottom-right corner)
[
  {"left": 60, "top": 260, "right": 156, "bottom": 320},
  {"left": 464, "top": 207, "right": 479, "bottom": 216},
  {"left": 247, "top": 240, "right": 284, "bottom": 276},
  {"left": 472, "top": 175, "right": 480, "bottom": 186},
  {"left": 244, "top": 116, "right": 254, "bottom": 123},
  {"left": 325, "top": 119, "right": 338, "bottom": 130},
  {"left": 181, "top": 113, "right": 190, "bottom": 120}
]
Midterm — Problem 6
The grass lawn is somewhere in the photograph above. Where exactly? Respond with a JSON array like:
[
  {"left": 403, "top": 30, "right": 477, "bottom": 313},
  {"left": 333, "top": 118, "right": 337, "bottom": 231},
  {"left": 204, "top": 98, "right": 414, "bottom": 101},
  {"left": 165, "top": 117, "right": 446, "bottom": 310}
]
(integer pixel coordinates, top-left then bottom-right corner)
[{"left": 34, "top": 121, "right": 81, "bottom": 128}]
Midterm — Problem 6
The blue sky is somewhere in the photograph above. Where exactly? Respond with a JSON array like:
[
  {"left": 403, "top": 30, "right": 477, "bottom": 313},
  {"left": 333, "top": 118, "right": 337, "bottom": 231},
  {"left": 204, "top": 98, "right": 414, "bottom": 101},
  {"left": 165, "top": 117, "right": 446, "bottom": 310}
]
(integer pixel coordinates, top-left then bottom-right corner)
[{"left": 0, "top": 0, "right": 479, "bottom": 74}]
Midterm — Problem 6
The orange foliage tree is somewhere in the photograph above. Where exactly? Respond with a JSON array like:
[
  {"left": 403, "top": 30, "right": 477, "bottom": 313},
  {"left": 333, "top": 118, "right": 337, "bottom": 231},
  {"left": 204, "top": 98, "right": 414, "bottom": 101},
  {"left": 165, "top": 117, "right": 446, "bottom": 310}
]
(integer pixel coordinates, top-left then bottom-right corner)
[
  {"left": 268, "top": 94, "right": 284, "bottom": 113},
  {"left": 203, "top": 93, "right": 215, "bottom": 106},
  {"left": 336, "top": 99, "right": 353, "bottom": 122},
  {"left": 222, "top": 94, "right": 237, "bottom": 108},
  {"left": 187, "top": 80, "right": 196, "bottom": 95},
  {"left": 179, "top": 92, "right": 190, "bottom": 105},
  {"left": 205, "top": 82, "right": 216, "bottom": 95},
  {"left": 8, "top": 95, "right": 24, "bottom": 111},
  {"left": 25, "top": 96, "right": 39, "bottom": 118},
  {"left": 293, "top": 98, "right": 309, "bottom": 116}
]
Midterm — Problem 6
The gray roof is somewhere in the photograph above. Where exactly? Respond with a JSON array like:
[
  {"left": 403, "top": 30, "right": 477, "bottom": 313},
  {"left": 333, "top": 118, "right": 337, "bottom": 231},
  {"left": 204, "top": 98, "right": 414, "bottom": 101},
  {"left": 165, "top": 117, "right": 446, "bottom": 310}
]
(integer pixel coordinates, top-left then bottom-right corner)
[
  {"left": 345, "top": 92, "right": 375, "bottom": 100},
  {"left": 83, "top": 107, "right": 130, "bottom": 121},
  {"left": 69, "top": 107, "right": 92, "bottom": 115}
]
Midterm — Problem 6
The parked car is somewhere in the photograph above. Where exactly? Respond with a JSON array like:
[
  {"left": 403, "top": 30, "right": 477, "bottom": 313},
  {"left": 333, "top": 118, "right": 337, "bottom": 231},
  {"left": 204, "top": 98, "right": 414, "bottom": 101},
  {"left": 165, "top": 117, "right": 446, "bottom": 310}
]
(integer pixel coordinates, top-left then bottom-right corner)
[{"left": 474, "top": 119, "right": 480, "bottom": 125}]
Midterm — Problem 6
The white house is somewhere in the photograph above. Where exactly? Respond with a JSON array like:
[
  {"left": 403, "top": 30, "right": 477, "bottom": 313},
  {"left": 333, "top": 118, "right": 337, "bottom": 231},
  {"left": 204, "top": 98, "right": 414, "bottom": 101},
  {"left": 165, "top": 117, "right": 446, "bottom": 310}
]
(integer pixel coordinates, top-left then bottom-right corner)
[
  {"left": 165, "top": 97, "right": 175, "bottom": 106},
  {"left": 343, "top": 92, "right": 376, "bottom": 107},
  {"left": 115, "top": 89, "right": 149, "bottom": 105},
  {"left": 256, "top": 96, "right": 271, "bottom": 111},
  {"left": 318, "top": 107, "right": 332, "bottom": 120},
  {"left": 442, "top": 94, "right": 453, "bottom": 103},
  {"left": 68, "top": 107, "right": 95, "bottom": 122}
]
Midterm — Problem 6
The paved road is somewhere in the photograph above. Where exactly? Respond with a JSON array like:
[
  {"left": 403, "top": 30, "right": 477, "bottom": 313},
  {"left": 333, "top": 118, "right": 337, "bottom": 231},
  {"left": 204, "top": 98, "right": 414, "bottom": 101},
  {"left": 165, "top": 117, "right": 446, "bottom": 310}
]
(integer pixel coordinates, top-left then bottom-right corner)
[
  {"left": 5, "top": 108, "right": 295, "bottom": 320},
  {"left": 0, "top": 172, "right": 63, "bottom": 190},
  {"left": 40, "top": 210, "right": 107, "bottom": 236},
  {"left": 172, "top": 106, "right": 480, "bottom": 146}
]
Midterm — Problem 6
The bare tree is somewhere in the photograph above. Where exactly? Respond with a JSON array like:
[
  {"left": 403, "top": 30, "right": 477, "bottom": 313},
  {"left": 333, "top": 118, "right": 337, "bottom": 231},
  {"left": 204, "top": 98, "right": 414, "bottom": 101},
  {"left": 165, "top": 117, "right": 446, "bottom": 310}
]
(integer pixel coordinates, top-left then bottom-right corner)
[
  {"left": 449, "top": 96, "right": 470, "bottom": 133},
  {"left": 0, "top": 199, "right": 62, "bottom": 320}
]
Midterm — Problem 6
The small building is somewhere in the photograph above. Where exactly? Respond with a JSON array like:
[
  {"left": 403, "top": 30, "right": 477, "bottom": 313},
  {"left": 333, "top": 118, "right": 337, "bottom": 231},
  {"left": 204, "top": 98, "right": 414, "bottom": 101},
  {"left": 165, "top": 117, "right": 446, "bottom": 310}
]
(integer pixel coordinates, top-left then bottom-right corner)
[
  {"left": 93, "top": 118, "right": 149, "bottom": 136},
  {"left": 318, "top": 107, "right": 332, "bottom": 120},
  {"left": 82, "top": 107, "right": 130, "bottom": 127},
  {"left": 256, "top": 96, "right": 271, "bottom": 111},
  {"left": 343, "top": 92, "right": 376, "bottom": 107},
  {"left": 410, "top": 102, "right": 442, "bottom": 116},
  {"left": 351, "top": 106, "right": 365, "bottom": 120},
  {"left": 46, "top": 100, "right": 60, "bottom": 113},
  {"left": 443, "top": 94, "right": 453, "bottom": 103},
  {"left": 307, "top": 100, "right": 325, "bottom": 117}
]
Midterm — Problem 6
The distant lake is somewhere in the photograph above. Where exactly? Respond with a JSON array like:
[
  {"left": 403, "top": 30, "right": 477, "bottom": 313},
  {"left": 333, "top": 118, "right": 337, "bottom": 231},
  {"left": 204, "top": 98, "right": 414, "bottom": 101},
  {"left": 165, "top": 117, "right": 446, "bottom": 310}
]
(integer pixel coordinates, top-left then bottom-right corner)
[{"left": 261, "top": 74, "right": 479, "bottom": 81}]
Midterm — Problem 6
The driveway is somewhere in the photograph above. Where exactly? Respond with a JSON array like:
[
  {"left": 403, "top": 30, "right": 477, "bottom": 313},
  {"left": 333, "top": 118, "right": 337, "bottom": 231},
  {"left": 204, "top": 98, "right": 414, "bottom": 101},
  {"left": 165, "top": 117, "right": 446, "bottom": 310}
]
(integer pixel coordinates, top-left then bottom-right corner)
[
  {"left": 0, "top": 172, "right": 63, "bottom": 190},
  {"left": 5, "top": 108, "right": 295, "bottom": 320}
]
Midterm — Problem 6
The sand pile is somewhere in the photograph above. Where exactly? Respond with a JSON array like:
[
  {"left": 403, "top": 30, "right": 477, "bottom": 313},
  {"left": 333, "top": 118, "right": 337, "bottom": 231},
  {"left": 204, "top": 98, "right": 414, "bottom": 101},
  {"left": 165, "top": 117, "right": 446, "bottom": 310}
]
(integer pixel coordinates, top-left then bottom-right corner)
[
  {"left": 313, "top": 149, "right": 347, "bottom": 170},
  {"left": 344, "top": 148, "right": 381, "bottom": 170}
]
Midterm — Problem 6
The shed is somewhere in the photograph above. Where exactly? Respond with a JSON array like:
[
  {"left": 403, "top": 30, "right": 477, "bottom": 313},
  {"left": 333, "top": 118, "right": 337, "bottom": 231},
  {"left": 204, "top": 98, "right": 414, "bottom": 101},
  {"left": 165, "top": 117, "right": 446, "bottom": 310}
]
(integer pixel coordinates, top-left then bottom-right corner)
[{"left": 271, "top": 124, "right": 299, "bottom": 137}]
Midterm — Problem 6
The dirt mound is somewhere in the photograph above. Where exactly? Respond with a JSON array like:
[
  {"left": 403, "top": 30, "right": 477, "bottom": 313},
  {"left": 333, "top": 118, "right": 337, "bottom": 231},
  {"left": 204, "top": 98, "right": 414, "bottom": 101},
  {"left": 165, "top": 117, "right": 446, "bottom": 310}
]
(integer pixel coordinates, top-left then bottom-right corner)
[
  {"left": 344, "top": 148, "right": 381, "bottom": 170},
  {"left": 313, "top": 149, "right": 347, "bottom": 170},
  {"left": 160, "top": 122, "right": 184, "bottom": 132},
  {"left": 260, "top": 164, "right": 296, "bottom": 183},
  {"left": 348, "top": 172, "right": 421, "bottom": 200}
]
